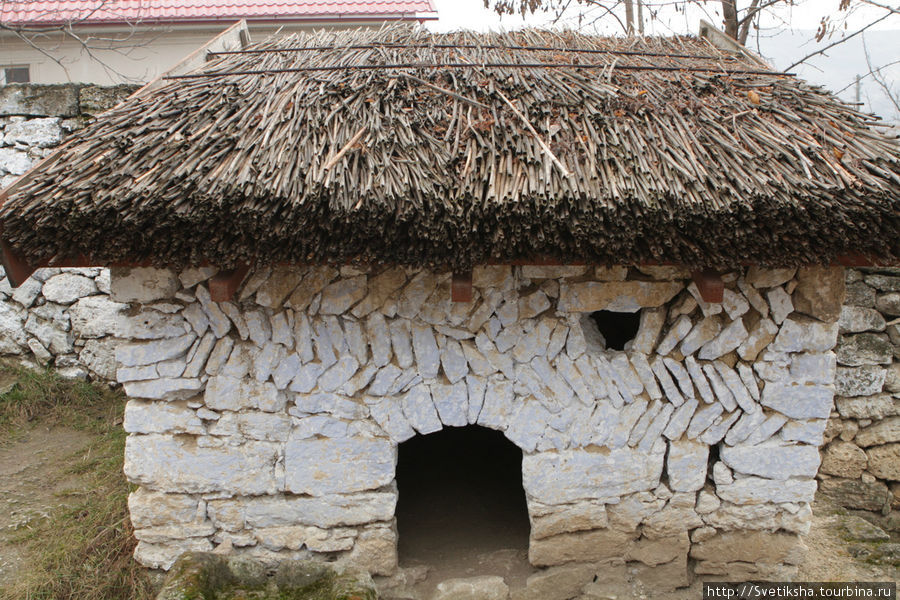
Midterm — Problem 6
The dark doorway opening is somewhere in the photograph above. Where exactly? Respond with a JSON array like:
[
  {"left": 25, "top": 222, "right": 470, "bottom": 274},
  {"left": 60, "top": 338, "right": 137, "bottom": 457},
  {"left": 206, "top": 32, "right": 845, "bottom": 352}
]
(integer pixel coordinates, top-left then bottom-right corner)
[
  {"left": 590, "top": 310, "right": 641, "bottom": 351},
  {"left": 395, "top": 426, "right": 530, "bottom": 566}
]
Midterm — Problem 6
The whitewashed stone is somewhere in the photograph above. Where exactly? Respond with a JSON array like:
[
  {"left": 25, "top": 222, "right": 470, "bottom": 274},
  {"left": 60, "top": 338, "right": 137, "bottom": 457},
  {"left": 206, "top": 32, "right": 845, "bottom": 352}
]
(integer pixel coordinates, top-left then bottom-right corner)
[
  {"left": 79, "top": 338, "right": 117, "bottom": 380},
  {"left": 402, "top": 385, "right": 442, "bottom": 434},
  {"left": 724, "top": 410, "right": 768, "bottom": 446},
  {"left": 478, "top": 376, "right": 514, "bottom": 430},
  {"left": 663, "top": 358, "right": 695, "bottom": 401},
  {"left": 69, "top": 295, "right": 126, "bottom": 338},
  {"left": 744, "top": 413, "right": 789, "bottom": 445},
  {"left": 522, "top": 440, "right": 665, "bottom": 504},
  {"left": 687, "top": 402, "right": 724, "bottom": 439},
  {"left": 650, "top": 356, "right": 683, "bottom": 407},
  {"left": 772, "top": 317, "right": 839, "bottom": 353},
  {"left": 698, "top": 410, "right": 741, "bottom": 445},
  {"left": 318, "top": 356, "right": 359, "bottom": 392},
  {"left": 124, "top": 400, "right": 204, "bottom": 434},
  {"left": 559, "top": 281, "right": 683, "bottom": 313},
  {"left": 789, "top": 352, "right": 836, "bottom": 384},
  {"left": 125, "top": 434, "right": 279, "bottom": 495},
  {"left": 760, "top": 381, "right": 833, "bottom": 420},
  {"left": 780, "top": 419, "right": 827, "bottom": 446},
  {"left": 656, "top": 315, "right": 692, "bottom": 356},
  {"left": 319, "top": 276, "right": 367, "bottom": 314},
  {"left": 663, "top": 399, "right": 698, "bottom": 440},
  {"left": 721, "top": 442, "right": 820, "bottom": 479},
  {"left": 716, "top": 477, "right": 817, "bottom": 505},
  {"left": 116, "top": 333, "right": 196, "bottom": 367},
  {"left": 722, "top": 289, "right": 750, "bottom": 320},
  {"left": 630, "top": 307, "right": 666, "bottom": 354},
  {"left": 432, "top": 380, "right": 468, "bottom": 427},
  {"left": 440, "top": 339, "right": 469, "bottom": 384},
  {"left": 680, "top": 316, "right": 723, "bottom": 356},
  {"left": 835, "top": 365, "right": 885, "bottom": 396},
  {"left": 629, "top": 353, "right": 662, "bottom": 399},
  {"left": 110, "top": 267, "right": 179, "bottom": 303},
  {"left": 284, "top": 436, "right": 395, "bottom": 496},
  {"left": 41, "top": 273, "right": 97, "bottom": 305},
  {"left": 684, "top": 356, "right": 714, "bottom": 403},
  {"left": 698, "top": 319, "right": 748, "bottom": 361}
]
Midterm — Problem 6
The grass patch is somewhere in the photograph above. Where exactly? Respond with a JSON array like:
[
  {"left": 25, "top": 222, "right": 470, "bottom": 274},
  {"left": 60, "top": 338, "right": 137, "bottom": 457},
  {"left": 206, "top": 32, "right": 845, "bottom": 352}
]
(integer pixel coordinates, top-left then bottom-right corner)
[{"left": 0, "top": 363, "right": 155, "bottom": 600}]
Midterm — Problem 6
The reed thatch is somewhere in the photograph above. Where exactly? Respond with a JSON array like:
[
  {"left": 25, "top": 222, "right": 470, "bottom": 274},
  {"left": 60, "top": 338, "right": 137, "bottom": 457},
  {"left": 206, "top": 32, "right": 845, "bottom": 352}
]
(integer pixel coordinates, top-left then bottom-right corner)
[{"left": 2, "top": 25, "right": 899, "bottom": 269}]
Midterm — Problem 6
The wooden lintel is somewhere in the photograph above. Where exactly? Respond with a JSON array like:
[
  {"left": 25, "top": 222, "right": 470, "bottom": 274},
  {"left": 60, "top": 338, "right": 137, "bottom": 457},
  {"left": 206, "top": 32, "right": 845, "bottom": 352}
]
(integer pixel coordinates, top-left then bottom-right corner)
[
  {"left": 692, "top": 269, "right": 724, "bottom": 304},
  {"left": 0, "top": 238, "right": 37, "bottom": 288},
  {"left": 209, "top": 264, "right": 250, "bottom": 302},
  {"left": 451, "top": 271, "right": 473, "bottom": 303}
]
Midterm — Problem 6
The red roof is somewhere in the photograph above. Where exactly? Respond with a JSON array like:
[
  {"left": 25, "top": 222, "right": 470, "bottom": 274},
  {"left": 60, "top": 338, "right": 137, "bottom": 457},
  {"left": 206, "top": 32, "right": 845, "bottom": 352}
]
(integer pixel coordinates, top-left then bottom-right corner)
[{"left": 1, "top": 0, "right": 437, "bottom": 26}]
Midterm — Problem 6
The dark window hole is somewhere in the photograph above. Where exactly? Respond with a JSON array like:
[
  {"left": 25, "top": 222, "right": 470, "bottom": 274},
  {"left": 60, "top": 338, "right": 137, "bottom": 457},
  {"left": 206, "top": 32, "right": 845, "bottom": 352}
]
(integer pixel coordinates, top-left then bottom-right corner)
[
  {"left": 589, "top": 310, "right": 641, "bottom": 351},
  {"left": 395, "top": 426, "right": 529, "bottom": 564}
]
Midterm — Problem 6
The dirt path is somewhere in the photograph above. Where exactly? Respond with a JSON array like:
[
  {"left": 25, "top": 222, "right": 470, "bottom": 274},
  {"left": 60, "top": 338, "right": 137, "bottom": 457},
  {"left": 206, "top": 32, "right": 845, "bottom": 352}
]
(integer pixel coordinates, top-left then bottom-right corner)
[{"left": 0, "top": 426, "right": 93, "bottom": 589}]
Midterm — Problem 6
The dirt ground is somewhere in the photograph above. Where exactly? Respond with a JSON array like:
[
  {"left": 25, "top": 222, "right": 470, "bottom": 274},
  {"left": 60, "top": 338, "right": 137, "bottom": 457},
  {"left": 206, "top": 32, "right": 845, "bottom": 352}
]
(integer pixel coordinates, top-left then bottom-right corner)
[
  {"left": 0, "top": 426, "right": 896, "bottom": 599},
  {"left": 0, "top": 426, "right": 93, "bottom": 590}
]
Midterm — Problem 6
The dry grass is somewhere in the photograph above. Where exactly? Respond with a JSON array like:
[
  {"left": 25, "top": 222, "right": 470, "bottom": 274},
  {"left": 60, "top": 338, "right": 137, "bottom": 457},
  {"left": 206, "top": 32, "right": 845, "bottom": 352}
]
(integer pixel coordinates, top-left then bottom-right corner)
[{"left": 0, "top": 363, "right": 155, "bottom": 600}]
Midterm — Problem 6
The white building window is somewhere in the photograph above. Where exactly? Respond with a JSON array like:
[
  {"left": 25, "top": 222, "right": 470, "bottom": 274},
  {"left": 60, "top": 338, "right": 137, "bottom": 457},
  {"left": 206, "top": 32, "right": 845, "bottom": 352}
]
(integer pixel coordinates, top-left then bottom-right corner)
[{"left": 1, "top": 66, "right": 30, "bottom": 84}]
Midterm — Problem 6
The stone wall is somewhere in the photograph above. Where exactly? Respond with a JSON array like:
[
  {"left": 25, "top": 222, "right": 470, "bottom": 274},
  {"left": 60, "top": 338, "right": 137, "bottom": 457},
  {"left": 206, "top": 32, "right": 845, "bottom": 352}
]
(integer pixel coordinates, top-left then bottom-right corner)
[
  {"left": 0, "top": 84, "right": 136, "bottom": 377},
  {"left": 114, "top": 264, "right": 844, "bottom": 586},
  {"left": 818, "top": 268, "right": 900, "bottom": 518}
]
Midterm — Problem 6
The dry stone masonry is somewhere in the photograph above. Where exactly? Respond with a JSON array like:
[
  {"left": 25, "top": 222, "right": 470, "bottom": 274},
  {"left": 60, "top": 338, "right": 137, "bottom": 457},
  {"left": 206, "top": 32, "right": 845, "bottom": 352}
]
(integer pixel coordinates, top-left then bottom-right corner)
[
  {"left": 115, "top": 264, "right": 844, "bottom": 586},
  {"left": 818, "top": 268, "right": 900, "bottom": 519}
]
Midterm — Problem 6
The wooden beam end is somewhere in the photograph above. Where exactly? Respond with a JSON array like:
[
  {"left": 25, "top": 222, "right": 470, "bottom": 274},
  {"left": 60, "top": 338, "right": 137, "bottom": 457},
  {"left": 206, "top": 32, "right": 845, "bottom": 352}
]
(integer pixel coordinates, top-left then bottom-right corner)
[
  {"left": 692, "top": 269, "right": 724, "bottom": 304},
  {"left": 0, "top": 239, "right": 36, "bottom": 288},
  {"left": 451, "top": 271, "right": 473, "bottom": 303},
  {"left": 209, "top": 264, "right": 250, "bottom": 302}
]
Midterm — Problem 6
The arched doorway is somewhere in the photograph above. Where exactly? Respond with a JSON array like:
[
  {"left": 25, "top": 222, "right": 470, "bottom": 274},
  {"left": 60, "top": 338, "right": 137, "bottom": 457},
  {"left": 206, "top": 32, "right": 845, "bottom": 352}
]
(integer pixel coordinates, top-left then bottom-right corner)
[{"left": 395, "top": 425, "right": 530, "bottom": 568}]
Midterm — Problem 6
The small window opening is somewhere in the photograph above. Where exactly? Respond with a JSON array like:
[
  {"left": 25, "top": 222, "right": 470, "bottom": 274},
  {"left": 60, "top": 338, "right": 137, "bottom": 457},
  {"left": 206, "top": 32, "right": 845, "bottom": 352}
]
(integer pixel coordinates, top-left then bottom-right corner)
[
  {"left": 588, "top": 310, "right": 641, "bottom": 351},
  {"left": 2, "top": 66, "right": 30, "bottom": 84}
]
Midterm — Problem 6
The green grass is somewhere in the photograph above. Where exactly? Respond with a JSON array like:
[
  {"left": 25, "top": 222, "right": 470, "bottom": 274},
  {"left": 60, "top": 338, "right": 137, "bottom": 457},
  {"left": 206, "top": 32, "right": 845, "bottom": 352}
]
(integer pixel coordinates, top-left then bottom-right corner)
[{"left": 0, "top": 363, "right": 155, "bottom": 600}]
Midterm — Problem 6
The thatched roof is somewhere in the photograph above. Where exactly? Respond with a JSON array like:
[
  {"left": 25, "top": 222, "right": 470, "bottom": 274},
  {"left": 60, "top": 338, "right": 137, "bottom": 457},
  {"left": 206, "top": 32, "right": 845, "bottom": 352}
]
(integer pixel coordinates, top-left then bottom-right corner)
[{"left": 2, "top": 25, "right": 900, "bottom": 269}]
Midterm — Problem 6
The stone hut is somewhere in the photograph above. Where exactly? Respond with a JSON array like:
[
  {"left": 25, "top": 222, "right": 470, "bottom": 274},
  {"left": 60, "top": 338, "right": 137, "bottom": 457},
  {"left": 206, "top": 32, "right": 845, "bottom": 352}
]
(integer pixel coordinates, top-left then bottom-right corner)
[{"left": 1, "top": 26, "right": 899, "bottom": 590}]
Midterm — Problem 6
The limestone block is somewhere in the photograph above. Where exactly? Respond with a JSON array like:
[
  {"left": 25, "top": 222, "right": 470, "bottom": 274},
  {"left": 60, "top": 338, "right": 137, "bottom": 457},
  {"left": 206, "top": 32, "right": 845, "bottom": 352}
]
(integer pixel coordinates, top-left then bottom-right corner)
[
  {"left": 41, "top": 273, "right": 97, "bottom": 305},
  {"left": 133, "top": 538, "right": 213, "bottom": 570},
  {"left": 835, "top": 365, "right": 885, "bottom": 397},
  {"left": 124, "top": 400, "right": 204, "bottom": 434},
  {"left": 766, "top": 286, "right": 794, "bottom": 325},
  {"left": 666, "top": 439, "right": 708, "bottom": 492},
  {"left": 650, "top": 356, "right": 684, "bottom": 406},
  {"left": 656, "top": 315, "right": 692, "bottom": 356},
  {"left": 558, "top": 281, "right": 682, "bottom": 313},
  {"left": 318, "top": 356, "right": 360, "bottom": 392},
  {"left": 846, "top": 281, "right": 876, "bottom": 307},
  {"left": 522, "top": 265, "right": 586, "bottom": 280},
  {"left": 0, "top": 147, "right": 33, "bottom": 175},
  {"left": 522, "top": 441, "right": 665, "bottom": 504},
  {"left": 627, "top": 532, "right": 690, "bottom": 567},
  {"left": 686, "top": 402, "right": 723, "bottom": 439},
  {"left": 513, "top": 563, "right": 599, "bottom": 600},
  {"left": 4, "top": 117, "right": 62, "bottom": 147},
  {"left": 714, "top": 362, "right": 756, "bottom": 413},
  {"left": 254, "top": 265, "right": 303, "bottom": 308},
  {"left": 702, "top": 502, "right": 812, "bottom": 535},
  {"left": 182, "top": 303, "right": 209, "bottom": 336},
  {"left": 205, "top": 375, "right": 283, "bottom": 412},
  {"left": 772, "top": 317, "right": 839, "bottom": 353},
  {"left": 792, "top": 266, "right": 844, "bottom": 322},
  {"left": 702, "top": 363, "right": 735, "bottom": 411},
  {"left": 478, "top": 376, "right": 514, "bottom": 431},
  {"left": 319, "top": 275, "right": 367, "bottom": 314},
  {"left": 679, "top": 316, "right": 722, "bottom": 356},
  {"left": 715, "top": 477, "right": 817, "bottom": 505},
  {"left": 195, "top": 285, "right": 231, "bottom": 338},
  {"left": 690, "top": 531, "right": 807, "bottom": 566},
  {"left": 837, "top": 333, "right": 893, "bottom": 366},
  {"left": 367, "top": 398, "right": 416, "bottom": 443},
  {"left": 110, "top": 267, "right": 179, "bottom": 303},
  {"left": 255, "top": 525, "right": 356, "bottom": 552},
  {"left": 340, "top": 524, "right": 398, "bottom": 576},
  {"left": 398, "top": 271, "right": 440, "bottom": 319},
  {"left": 178, "top": 266, "right": 217, "bottom": 289},
  {"left": 722, "top": 288, "right": 750, "bottom": 320},
  {"left": 124, "top": 434, "right": 279, "bottom": 495},
  {"left": 204, "top": 337, "right": 234, "bottom": 376},
  {"left": 743, "top": 413, "right": 789, "bottom": 445},
  {"left": 745, "top": 267, "right": 796, "bottom": 288},
  {"left": 630, "top": 307, "right": 666, "bottom": 354},
  {"left": 876, "top": 292, "right": 900, "bottom": 316},
  {"left": 284, "top": 436, "right": 395, "bottom": 496},
  {"left": 529, "top": 527, "right": 637, "bottom": 566},
  {"left": 865, "top": 444, "right": 900, "bottom": 480},
  {"left": 128, "top": 488, "right": 200, "bottom": 529},
  {"left": 818, "top": 477, "right": 891, "bottom": 512},
  {"left": 432, "top": 380, "right": 468, "bottom": 427},
  {"left": 780, "top": 419, "right": 827, "bottom": 446},
  {"left": 820, "top": 440, "right": 868, "bottom": 478},
  {"left": 123, "top": 378, "right": 203, "bottom": 401},
  {"left": 402, "top": 385, "right": 442, "bottom": 434},
  {"left": 663, "top": 399, "right": 698, "bottom": 440},
  {"left": 738, "top": 277, "right": 769, "bottom": 317},
  {"left": 855, "top": 417, "right": 900, "bottom": 447},
  {"left": 433, "top": 576, "right": 509, "bottom": 600},
  {"left": 79, "top": 338, "right": 117, "bottom": 380},
  {"left": 698, "top": 319, "right": 748, "bottom": 361},
  {"left": 720, "top": 441, "right": 820, "bottom": 480},
  {"left": 698, "top": 410, "right": 741, "bottom": 445},
  {"left": 835, "top": 394, "right": 896, "bottom": 419},
  {"left": 840, "top": 305, "right": 886, "bottom": 333},
  {"left": 529, "top": 501, "right": 608, "bottom": 540},
  {"left": 24, "top": 314, "right": 73, "bottom": 355},
  {"left": 10, "top": 277, "right": 43, "bottom": 307},
  {"left": 116, "top": 333, "right": 196, "bottom": 367},
  {"left": 606, "top": 491, "right": 665, "bottom": 531},
  {"left": 122, "top": 310, "right": 189, "bottom": 340},
  {"left": 760, "top": 380, "right": 833, "bottom": 420}
]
